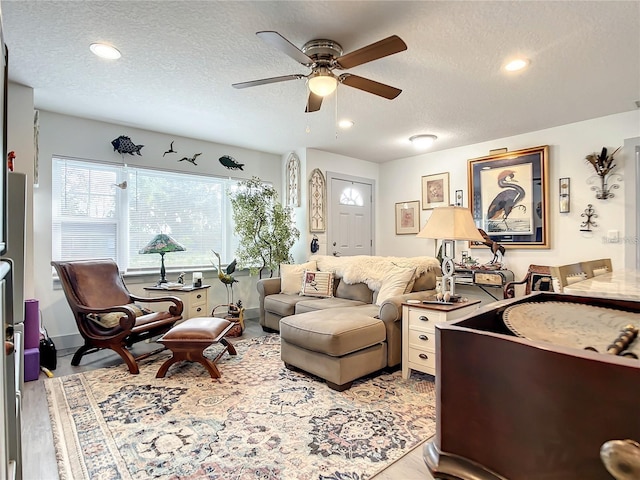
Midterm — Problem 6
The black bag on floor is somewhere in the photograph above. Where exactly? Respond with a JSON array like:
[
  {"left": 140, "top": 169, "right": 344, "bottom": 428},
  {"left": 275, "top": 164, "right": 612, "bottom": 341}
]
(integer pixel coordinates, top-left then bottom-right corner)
[{"left": 39, "top": 330, "right": 57, "bottom": 371}]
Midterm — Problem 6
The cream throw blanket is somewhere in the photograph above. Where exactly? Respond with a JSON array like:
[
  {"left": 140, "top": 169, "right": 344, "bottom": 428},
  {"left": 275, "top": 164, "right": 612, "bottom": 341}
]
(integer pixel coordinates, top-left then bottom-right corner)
[{"left": 310, "top": 255, "right": 440, "bottom": 292}]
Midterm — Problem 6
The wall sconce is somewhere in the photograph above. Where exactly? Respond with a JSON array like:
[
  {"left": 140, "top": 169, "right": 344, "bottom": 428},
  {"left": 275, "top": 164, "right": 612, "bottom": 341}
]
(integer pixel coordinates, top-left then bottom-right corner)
[
  {"left": 559, "top": 177, "right": 570, "bottom": 213},
  {"left": 585, "top": 147, "right": 622, "bottom": 200},
  {"left": 580, "top": 204, "right": 598, "bottom": 232}
]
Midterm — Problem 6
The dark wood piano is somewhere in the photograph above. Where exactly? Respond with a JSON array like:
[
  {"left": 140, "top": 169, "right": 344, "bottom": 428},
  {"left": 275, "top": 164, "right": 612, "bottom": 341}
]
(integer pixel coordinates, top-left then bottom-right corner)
[{"left": 424, "top": 292, "right": 640, "bottom": 480}]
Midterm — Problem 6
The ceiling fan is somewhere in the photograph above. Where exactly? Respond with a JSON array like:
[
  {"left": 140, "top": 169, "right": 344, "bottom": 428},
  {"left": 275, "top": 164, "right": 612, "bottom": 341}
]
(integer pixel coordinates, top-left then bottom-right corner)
[{"left": 232, "top": 31, "right": 407, "bottom": 112}]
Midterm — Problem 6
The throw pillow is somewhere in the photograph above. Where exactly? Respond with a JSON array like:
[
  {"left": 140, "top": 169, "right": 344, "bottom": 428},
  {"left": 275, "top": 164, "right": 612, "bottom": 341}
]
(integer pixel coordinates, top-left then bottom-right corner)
[
  {"left": 280, "top": 261, "right": 317, "bottom": 295},
  {"left": 87, "top": 303, "right": 152, "bottom": 329},
  {"left": 301, "top": 270, "right": 334, "bottom": 297},
  {"left": 375, "top": 265, "right": 417, "bottom": 305}
]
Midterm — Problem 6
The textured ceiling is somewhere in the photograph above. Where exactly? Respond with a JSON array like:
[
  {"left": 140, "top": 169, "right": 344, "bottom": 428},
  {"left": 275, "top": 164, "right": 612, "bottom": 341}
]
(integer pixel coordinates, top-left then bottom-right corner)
[{"left": 2, "top": 1, "right": 639, "bottom": 163}]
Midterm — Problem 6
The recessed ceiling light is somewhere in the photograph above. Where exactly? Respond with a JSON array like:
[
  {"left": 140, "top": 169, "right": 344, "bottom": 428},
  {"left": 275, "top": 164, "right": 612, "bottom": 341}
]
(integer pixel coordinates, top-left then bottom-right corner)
[
  {"left": 504, "top": 58, "right": 529, "bottom": 72},
  {"left": 90, "top": 43, "right": 121, "bottom": 60},
  {"left": 338, "top": 119, "right": 354, "bottom": 129},
  {"left": 409, "top": 134, "right": 437, "bottom": 149}
]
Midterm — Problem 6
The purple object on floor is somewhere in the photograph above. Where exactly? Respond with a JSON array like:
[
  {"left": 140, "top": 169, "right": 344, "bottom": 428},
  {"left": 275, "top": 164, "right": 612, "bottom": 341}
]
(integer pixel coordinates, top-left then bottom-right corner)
[
  {"left": 24, "top": 347, "right": 40, "bottom": 382},
  {"left": 24, "top": 298, "right": 40, "bottom": 349}
]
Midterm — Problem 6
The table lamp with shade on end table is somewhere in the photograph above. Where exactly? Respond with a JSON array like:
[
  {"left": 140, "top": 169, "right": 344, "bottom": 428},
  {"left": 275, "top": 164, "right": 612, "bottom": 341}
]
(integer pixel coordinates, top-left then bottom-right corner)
[
  {"left": 417, "top": 206, "right": 484, "bottom": 301},
  {"left": 139, "top": 233, "right": 186, "bottom": 285}
]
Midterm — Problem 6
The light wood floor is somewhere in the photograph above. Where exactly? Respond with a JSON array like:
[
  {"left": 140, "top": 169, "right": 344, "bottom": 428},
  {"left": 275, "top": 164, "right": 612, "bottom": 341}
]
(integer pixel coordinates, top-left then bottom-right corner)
[{"left": 21, "top": 317, "right": 435, "bottom": 480}]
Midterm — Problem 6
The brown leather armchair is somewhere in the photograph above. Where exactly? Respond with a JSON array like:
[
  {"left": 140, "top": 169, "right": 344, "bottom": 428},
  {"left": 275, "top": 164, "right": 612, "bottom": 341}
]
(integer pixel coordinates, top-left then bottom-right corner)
[{"left": 52, "top": 259, "right": 183, "bottom": 374}]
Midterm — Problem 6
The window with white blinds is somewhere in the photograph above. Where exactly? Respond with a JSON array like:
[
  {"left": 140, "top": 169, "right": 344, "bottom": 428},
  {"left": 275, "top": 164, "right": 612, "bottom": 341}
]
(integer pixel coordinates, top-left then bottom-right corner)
[{"left": 52, "top": 157, "right": 240, "bottom": 274}]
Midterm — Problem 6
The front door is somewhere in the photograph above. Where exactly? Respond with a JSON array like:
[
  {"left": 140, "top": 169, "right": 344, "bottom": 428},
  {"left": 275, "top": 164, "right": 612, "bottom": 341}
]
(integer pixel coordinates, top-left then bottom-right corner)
[{"left": 328, "top": 174, "right": 374, "bottom": 257}]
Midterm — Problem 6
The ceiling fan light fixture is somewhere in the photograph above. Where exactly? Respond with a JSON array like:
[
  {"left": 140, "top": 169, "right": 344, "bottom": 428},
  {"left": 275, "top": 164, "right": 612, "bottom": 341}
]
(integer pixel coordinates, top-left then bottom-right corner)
[
  {"left": 90, "top": 42, "right": 121, "bottom": 60},
  {"left": 308, "top": 69, "right": 338, "bottom": 97},
  {"left": 410, "top": 134, "right": 437, "bottom": 149}
]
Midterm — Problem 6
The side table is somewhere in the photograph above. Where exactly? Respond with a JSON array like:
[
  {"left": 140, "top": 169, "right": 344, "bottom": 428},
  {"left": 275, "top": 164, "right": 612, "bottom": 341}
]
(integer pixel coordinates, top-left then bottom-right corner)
[
  {"left": 144, "top": 284, "right": 211, "bottom": 320},
  {"left": 402, "top": 299, "right": 480, "bottom": 379}
]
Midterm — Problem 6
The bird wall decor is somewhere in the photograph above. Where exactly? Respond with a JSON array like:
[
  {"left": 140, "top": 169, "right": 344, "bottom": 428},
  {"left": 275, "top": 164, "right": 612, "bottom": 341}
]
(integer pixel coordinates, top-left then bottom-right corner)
[
  {"left": 211, "top": 249, "right": 239, "bottom": 305},
  {"left": 163, "top": 141, "right": 177, "bottom": 157},
  {"left": 486, "top": 169, "right": 526, "bottom": 230},
  {"left": 178, "top": 152, "right": 201, "bottom": 166}
]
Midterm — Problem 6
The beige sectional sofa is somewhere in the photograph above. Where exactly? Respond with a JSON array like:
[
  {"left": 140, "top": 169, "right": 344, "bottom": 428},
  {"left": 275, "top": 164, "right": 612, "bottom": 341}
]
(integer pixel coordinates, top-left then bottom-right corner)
[{"left": 256, "top": 255, "right": 441, "bottom": 390}]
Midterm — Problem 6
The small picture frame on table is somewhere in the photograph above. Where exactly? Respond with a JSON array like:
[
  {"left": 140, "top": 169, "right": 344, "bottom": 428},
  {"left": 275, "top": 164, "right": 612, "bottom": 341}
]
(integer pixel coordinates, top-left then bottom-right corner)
[{"left": 395, "top": 200, "right": 420, "bottom": 235}]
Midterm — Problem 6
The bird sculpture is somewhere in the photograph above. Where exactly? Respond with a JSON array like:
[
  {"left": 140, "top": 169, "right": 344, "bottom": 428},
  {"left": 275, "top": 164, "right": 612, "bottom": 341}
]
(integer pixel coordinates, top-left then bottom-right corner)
[
  {"left": 477, "top": 228, "right": 505, "bottom": 264},
  {"left": 486, "top": 169, "right": 526, "bottom": 230},
  {"left": 211, "top": 249, "right": 238, "bottom": 304}
]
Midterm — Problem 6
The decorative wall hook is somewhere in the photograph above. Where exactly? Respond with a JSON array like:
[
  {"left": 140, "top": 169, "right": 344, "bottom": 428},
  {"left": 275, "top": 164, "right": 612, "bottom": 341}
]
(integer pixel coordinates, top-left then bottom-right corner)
[
  {"left": 580, "top": 204, "right": 598, "bottom": 232},
  {"left": 584, "top": 147, "right": 622, "bottom": 200}
]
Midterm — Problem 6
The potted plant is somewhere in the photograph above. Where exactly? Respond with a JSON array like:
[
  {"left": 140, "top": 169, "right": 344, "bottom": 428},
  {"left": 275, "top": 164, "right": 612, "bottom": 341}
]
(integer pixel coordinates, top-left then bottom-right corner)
[{"left": 230, "top": 176, "right": 300, "bottom": 278}]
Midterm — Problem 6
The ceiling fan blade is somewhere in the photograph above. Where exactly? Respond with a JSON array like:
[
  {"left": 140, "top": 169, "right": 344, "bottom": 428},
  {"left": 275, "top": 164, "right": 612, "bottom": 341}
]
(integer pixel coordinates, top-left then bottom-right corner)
[
  {"left": 339, "top": 74, "right": 402, "bottom": 99},
  {"left": 335, "top": 35, "right": 407, "bottom": 69},
  {"left": 305, "top": 92, "right": 323, "bottom": 113},
  {"left": 256, "top": 31, "right": 313, "bottom": 66},
  {"left": 232, "top": 74, "right": 304, "bottom": 89}
]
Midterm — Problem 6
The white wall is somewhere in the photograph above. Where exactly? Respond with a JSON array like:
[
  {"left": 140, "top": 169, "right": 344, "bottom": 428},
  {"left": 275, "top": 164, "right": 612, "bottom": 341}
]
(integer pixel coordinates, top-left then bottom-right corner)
[
  {"left": 378, "top": 110, "right": 640, "bottom": 287},
  {"left": 32, "top": 109, "right": 282, "bottom": 345}
]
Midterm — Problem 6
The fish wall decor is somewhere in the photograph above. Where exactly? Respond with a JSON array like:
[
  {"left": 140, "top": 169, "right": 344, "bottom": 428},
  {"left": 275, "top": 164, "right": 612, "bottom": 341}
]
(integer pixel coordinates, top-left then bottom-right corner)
[
  {"left": 219, "top": 155, "right": 244, "bottom": 170},
  {"left": 111, "top": 135, "right": 144, "bottom": 155}
]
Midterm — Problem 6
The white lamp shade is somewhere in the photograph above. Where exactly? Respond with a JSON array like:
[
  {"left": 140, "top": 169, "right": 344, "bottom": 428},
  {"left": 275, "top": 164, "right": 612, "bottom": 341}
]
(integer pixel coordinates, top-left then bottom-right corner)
[
  {"left": 417, "top": 206, "right": 484, "bottom": 242},
  {"left": 308, "top": 74, "right": 337, "bottom": 96}
]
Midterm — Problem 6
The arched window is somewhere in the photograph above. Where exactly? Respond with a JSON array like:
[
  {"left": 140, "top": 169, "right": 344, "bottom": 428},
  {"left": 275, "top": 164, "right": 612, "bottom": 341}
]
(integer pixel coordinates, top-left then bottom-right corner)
[{"left": 339, "top": 187, "right": 364, "bottom": 206}]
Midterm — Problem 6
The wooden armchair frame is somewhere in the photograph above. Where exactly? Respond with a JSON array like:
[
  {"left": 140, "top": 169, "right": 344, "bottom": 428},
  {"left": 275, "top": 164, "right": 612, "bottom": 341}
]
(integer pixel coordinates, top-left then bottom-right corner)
[
  {"left": 504, "top": 264, "right": 553, "bottom": 299},
  {"left": 52, "top": 259, "right": 184, "bottom": 374}
]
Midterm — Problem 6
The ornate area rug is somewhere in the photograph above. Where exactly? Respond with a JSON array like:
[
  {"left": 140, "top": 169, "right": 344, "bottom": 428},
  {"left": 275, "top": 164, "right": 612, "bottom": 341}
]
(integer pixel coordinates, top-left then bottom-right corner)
[{"left": 45, "top": 334, "right": 435, "bottom": 480}]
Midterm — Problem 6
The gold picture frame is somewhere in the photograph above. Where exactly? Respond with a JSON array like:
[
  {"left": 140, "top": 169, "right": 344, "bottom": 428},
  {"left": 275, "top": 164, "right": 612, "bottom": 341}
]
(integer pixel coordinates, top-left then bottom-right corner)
[
  {"left": 421, "top": 172, "right": 450, "bottom": 209},
  {"left": 468, "top": 145, "right": 550, "bottom": 249},
  {"left": 395, "top": 200, "right": 420, "bottom": 235}
]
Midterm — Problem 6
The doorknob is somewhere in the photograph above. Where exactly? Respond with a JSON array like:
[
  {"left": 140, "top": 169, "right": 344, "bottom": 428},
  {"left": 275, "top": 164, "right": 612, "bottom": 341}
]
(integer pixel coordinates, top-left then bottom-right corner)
[{"left": 333, "top": 251, "right": 341, "bottom": 257}]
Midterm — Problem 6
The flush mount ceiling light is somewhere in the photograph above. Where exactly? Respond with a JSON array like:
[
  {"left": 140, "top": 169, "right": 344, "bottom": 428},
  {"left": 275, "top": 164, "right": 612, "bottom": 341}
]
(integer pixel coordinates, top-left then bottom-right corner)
[
  {"left": 409, "top": 134, "right": 437, "bottom": 149},
  {"left": 338, "top": 119, "right": 354, "bottom": 129},
  {"left": 504, "top": 58, "right": 530, "bottom": 72},
  {"left": 89, "top": 43, "right": 121, "bottom": 60},
  {"left": 307, "top": 67, "right": 338, "bottom": 97}
]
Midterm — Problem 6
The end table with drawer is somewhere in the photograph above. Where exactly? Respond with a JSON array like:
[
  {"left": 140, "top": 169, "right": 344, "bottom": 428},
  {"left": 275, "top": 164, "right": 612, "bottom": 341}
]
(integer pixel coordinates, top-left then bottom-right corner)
[
  {"left": 402, "top": 299, "right": 481, "bottom": 379},
  {"left": 144, "top": 284, "right": 211, "bottom": 320}
]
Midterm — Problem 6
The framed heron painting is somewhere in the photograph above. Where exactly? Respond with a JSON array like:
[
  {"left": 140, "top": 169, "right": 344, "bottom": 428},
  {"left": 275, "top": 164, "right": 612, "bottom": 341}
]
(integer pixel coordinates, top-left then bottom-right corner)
[{"left": 468, "top": 145, "right": 550, "bottom": 249}]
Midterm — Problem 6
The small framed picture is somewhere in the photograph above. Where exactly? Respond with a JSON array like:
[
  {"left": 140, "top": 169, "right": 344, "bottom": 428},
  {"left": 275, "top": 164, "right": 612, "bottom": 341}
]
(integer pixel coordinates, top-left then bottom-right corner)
[
  {"left": 421, "top": 172, "right": 450, "bottom": 209},
  {"left": 455, "top": 189, "right": 463, "bottom": 207},
  {"left": 395, "top": 200, "right": 420, "bottom": 235},
  {"left": 559, "top": 177, "right": 570, "bottom": 213}
]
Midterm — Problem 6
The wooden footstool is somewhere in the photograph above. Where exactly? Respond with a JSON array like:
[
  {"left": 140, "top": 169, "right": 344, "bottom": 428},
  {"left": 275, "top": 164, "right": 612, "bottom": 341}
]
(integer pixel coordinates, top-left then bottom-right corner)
[{"left": 156, "top": 317, "right": 237, "bottom": 379}]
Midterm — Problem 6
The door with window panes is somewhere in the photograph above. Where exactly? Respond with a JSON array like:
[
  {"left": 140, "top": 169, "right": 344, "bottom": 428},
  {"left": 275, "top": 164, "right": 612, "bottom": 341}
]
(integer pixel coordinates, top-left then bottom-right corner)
[{"left": 329, "top": 176, "right": 373, "bottom": 257}]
